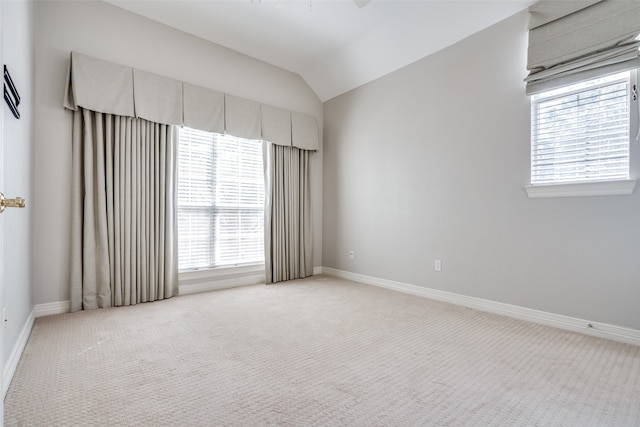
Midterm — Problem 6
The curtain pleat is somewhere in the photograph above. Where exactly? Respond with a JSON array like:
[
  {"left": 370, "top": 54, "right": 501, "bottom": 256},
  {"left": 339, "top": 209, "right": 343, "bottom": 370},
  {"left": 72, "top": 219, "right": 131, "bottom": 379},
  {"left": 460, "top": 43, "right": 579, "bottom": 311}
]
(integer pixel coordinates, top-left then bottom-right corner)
[
  {"left": 264, "top": 143, "right": 312, "bottom": 284},
  {"left": 70, "top": 108, "right": 178, "bottom": 311}
]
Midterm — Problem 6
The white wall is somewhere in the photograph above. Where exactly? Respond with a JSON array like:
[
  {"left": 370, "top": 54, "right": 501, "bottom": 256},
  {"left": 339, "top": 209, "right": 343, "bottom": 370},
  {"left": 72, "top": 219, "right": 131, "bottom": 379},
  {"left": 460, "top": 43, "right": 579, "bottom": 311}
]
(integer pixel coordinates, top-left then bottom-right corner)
[
  {"left": 323, "top": 11, "right": 640, "bottom": 330},
  {"left": 2, "top": 0, "right": 35, "bottom": 365},
  {"left": 34, "top": 1, "right": 323, "bottom": 305}
]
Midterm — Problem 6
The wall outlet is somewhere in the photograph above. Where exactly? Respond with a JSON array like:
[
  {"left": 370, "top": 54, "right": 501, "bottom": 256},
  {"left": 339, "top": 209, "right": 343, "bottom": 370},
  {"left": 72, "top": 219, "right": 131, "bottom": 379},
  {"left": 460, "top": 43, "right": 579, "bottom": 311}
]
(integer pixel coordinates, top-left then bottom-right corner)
[
  {"left": 434, "top": 259, "right": 442, "bottom": 271},
  {"left": 349, "top": 250, "right": 355, "bottom": 259}
]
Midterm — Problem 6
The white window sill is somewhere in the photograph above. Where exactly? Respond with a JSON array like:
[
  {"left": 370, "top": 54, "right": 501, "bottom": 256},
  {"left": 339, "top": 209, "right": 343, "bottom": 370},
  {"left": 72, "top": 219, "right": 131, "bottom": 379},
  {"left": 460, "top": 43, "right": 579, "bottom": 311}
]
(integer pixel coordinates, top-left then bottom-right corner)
[
  {"left": 525, "top": 180, "right": 636, "bottom": 199},
  {"left": 178, "top": 264, "right": 266, "bottom": 295},
  {"left": 179, "top": 264, "right": 265, "bottom": 282}
]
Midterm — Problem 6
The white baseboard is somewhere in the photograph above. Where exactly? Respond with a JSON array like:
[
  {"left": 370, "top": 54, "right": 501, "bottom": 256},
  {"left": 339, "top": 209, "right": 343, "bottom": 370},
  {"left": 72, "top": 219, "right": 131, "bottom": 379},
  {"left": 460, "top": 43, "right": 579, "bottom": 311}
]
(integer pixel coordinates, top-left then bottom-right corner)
[
  {"left": 34, "top": 266, "right": 320, "bottom": 310},
  {"left": 4, "top": 301, "right": 73, "bottom": 396},
  {"left": 34, "top": 300, "right": 70, "bottom": 317},
  {"left": 179, "top": 274, "right": 265, "bottom": 295},
  {"left": 4, "top": 307, "right": 35, "bottom": 398},
  {"left": 320, "top": 267, "right": 640, "bottom": 347}
]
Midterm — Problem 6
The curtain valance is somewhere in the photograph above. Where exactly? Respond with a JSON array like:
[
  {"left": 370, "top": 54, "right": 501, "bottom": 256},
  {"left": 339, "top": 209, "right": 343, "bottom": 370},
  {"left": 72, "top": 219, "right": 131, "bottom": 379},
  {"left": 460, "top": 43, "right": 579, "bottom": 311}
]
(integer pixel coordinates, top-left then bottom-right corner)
[
  {"left": 133, "top": 69, "right": 183, "bottom": 125},
  {"left": 261, "top": 104, "right": 292, "bottom": 147},
  {"left": 224, "top": 94, "right": 262, "bottom": 140},
  {"left": 183, "top": 83, "right": 225, "bottom": 134},
  {"left": 64, "top": 51, "right": 319, "bottom": 150},
  {"left": 525, "top": 0, "right": 640, "bottom": 95},
  {"left": 64, "top": 53, "right": 135, "bottom": 117}
]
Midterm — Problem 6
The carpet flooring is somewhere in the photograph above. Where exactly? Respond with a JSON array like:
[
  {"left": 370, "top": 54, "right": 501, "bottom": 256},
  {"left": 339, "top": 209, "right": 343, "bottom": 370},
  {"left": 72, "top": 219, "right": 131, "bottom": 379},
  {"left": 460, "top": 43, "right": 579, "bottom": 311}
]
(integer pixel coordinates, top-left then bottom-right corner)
[{"left": 4, "top": 275, "right": 640, "bottom": 426}]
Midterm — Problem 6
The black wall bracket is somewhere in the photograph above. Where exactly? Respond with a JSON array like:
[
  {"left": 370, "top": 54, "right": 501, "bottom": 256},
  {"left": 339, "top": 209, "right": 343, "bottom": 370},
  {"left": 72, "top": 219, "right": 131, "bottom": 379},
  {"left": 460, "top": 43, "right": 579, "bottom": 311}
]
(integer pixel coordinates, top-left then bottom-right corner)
[{"left": 4, "top": 65, "right": 20, "bottom": 119}]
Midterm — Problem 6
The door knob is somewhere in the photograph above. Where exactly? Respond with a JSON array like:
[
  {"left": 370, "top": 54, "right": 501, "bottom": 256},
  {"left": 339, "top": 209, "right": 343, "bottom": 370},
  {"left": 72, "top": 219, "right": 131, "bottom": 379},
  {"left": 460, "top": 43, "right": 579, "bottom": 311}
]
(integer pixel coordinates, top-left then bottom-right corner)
[{"left": 0, "top": 192, "right": 26, "bottom": 213}]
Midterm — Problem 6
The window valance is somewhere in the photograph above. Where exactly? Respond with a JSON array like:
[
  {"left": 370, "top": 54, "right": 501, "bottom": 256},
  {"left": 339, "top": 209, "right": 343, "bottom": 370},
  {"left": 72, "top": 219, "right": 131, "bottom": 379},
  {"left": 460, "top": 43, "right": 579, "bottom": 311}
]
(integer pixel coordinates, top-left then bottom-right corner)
[
  {"left": 525, "top": 0, "right": 640, "bottom": 95},
  {"left": 261, "top": 104, "right": 291, "bottom": 147},
  {"left": 64, "top": 51, "right": 319, "bottom": 150},
  {"left": 224, "top": 94, "right": 262, "bottom": 140},
  {"left": 183, "top": 83, "right": 225, "bottom": 135}
]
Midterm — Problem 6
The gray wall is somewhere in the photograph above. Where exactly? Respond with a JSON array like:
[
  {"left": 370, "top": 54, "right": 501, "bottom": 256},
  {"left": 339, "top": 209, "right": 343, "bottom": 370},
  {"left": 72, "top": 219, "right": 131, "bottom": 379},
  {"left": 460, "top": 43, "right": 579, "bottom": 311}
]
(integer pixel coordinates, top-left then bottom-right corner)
[
  {"left": 323, "top": 11, "right": 640, "bottom": 330},
  {"left": 2, "top": 0, "right": 35, "bottom": 367},
  {"left": 34, "top": 1, "right": 323, "bottom": 305}
]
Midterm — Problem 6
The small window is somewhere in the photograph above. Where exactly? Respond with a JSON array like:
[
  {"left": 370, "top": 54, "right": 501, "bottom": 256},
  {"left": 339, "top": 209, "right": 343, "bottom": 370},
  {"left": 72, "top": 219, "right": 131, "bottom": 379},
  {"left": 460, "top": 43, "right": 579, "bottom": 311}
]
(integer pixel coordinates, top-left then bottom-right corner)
[
  {"left": 177, "top": 127, "right": 264, "bottom": 271},
  {"left": 530, "top": 71, "right": 632, "bottom": 185}
]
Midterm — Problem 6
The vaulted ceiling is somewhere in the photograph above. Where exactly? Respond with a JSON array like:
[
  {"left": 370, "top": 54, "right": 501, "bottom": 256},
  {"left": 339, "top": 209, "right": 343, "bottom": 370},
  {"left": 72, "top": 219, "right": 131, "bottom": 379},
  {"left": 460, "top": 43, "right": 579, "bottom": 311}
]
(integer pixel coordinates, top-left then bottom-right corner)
[{"left": 105, "top": 0, "right": 534, "bottom": 102}]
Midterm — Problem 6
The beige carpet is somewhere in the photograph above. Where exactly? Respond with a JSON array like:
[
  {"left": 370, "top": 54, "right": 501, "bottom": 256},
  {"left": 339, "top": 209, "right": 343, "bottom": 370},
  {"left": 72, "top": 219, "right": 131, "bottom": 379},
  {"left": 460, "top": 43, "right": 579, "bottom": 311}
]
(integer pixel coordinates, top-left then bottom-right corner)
[{"left": 4, "top": 275, "right": 640, "bottom": 426}]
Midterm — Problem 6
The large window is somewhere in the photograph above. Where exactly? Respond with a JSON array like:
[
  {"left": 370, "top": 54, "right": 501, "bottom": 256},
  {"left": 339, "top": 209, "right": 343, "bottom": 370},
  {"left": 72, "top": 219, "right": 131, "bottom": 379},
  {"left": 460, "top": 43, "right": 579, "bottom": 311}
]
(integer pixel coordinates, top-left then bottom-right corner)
[
  {"left": 178, "top": 127, "right": 264, "bottom": 271},
  {"left": 530, "top": 71, "right": 632, "bottom": 185}
]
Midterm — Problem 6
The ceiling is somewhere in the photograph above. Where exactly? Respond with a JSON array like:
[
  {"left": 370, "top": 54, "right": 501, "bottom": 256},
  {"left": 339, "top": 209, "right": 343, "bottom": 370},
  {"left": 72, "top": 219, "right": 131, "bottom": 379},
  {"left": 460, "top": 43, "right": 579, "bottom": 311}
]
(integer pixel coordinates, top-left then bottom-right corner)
[{"left": 104, "top": 0, "right": 534, "bottom": 102}]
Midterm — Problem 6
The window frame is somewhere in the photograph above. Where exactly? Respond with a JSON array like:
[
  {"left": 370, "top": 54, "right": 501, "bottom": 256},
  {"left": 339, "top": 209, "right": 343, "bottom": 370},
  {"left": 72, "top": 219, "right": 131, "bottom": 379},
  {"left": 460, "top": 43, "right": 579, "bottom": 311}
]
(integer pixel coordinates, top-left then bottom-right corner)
[
  {"left": 525, "top": 69, "right": 638, "bottom": 198},
  {"left": 177, "top": 127, "right": 266, "bottom": 273}
]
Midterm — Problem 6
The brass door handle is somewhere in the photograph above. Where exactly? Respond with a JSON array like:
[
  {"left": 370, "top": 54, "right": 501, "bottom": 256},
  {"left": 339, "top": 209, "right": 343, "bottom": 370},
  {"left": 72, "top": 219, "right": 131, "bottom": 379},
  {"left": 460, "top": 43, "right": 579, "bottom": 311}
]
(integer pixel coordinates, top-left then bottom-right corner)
[{"left": 0, "top": 192, "right": 26, "bottom": 213}]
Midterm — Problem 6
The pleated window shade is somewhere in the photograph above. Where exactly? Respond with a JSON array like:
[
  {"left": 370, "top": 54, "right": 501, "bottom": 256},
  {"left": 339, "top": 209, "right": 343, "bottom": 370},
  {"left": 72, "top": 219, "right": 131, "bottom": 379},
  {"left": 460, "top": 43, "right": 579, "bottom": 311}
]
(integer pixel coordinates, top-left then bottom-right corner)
[
  {"left": 177, "top": 127, "right": 264, "bottom": 270},
  {"left": 525, "top": 0, "right": 640, "bottom": 95},
  {"left": 531, "top": 71, "right": 630, "bottom": 185}
]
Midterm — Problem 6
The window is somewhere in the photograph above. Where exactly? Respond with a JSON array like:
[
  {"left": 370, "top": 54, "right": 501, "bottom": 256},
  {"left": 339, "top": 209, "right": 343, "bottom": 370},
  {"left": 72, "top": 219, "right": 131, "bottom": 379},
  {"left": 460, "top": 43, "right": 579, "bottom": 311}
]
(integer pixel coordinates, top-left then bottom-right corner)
[
  {"left": 530, "top": 71, "right": 632, "bottom": 186},
  {"left": 178, "top": 127, "right": 264, "bottom": 271}
]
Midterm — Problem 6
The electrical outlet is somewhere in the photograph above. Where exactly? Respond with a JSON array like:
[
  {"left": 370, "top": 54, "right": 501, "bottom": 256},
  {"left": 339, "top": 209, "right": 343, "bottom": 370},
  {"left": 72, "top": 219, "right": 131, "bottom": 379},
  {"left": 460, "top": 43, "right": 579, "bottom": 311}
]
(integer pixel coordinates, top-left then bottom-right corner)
[
  {"left": 349, "top": 250, "right": 355, "bottom": 259},
  {"left": 434, "top": 259, "right": 442, "bottom": 271}
]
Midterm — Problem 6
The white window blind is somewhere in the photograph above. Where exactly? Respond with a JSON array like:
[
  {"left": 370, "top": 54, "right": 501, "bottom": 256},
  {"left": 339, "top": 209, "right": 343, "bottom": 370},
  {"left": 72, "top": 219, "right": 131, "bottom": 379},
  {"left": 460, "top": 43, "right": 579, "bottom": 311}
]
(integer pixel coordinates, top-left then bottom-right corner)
[
  {"left": 531, "top": 71, "right": 631, "bottom": 185},
  {"left": 178, "top": 127, "right": 264, "bottom": 270}
]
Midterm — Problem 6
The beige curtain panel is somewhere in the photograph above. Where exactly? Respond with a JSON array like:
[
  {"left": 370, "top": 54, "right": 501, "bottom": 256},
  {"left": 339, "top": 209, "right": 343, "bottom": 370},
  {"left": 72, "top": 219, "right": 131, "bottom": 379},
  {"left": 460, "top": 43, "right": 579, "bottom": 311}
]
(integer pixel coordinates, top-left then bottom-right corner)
[
  {"left": 264, "top": 143, "right": 313, "bottom": 284},
  {"left": 70, "top": 108, "right": 178, "bottom": 311},
  {"left": 526, "top": 0, "right": 640, "bottom": 94},
  {"left": 65, "top": 51, "right": 319, "bottom": 299}
]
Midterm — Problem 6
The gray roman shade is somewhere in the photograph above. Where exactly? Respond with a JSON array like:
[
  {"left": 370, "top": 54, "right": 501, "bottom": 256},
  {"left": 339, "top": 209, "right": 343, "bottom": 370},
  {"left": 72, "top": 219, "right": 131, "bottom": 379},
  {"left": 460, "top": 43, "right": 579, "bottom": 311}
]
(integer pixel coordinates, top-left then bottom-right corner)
[
  {"left": 64, "top": 51, "right": 319, "bottom": 150},
  {"left": 526, "top": 0, "right": 640, "bottom": 95},
  {"left": 224, "top": 94, "right": 262, "bottom": 140},
  {"left": 183, "top": 83, "right": 225, "bottom": 134},
  {"left": 261, "top": 104, "right": 292, "bottom": 147}
]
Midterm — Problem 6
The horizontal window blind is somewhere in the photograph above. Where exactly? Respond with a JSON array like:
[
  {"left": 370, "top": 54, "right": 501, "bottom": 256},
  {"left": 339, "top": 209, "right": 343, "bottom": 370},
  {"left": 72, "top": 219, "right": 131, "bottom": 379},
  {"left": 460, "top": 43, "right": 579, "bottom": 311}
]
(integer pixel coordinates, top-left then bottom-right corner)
[
  {"left": 178, "top": 127, "right": 264, "bottom": 270},
  {"left": 531, "top": 72, "right": 630, "bottom": 185}
]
